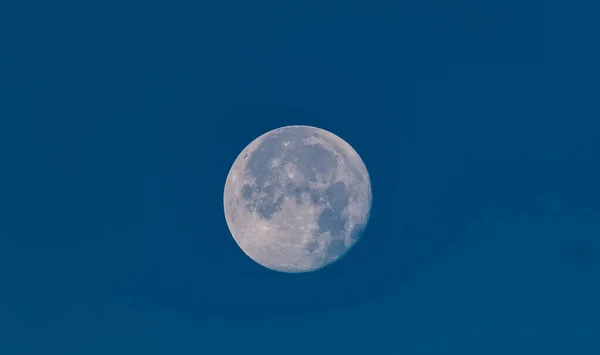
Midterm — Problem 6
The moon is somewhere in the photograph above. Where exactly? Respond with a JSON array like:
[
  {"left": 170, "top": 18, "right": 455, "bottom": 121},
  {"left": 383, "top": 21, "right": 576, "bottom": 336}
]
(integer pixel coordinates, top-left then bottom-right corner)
[{"left": 223, "top": 125, "right": 372, "bottom": 273}]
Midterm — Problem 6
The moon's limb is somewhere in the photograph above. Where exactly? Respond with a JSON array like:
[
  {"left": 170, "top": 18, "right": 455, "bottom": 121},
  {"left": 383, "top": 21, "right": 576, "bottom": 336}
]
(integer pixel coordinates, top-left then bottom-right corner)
[{"left": 223, "top": 125, "right": 372, "bottom": 273}]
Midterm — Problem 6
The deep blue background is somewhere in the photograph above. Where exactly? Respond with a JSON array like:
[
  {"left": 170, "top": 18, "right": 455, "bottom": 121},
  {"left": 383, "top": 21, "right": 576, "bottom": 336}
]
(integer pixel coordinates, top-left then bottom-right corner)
[{"left": 1, "top": 1, "right": 598, "bottom": 354}]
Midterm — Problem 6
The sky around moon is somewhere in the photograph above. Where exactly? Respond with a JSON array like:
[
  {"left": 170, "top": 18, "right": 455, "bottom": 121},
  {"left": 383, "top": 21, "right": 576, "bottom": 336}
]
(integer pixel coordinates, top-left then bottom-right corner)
[{"left": 0, "top": 1, "right": 598, "bottom": 354}]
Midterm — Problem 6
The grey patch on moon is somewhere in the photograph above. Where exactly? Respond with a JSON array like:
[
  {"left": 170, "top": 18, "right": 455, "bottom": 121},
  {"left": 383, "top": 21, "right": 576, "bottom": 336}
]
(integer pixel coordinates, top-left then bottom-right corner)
[{"left": 224, "top": 125, "right": 372, "bottom": 273}]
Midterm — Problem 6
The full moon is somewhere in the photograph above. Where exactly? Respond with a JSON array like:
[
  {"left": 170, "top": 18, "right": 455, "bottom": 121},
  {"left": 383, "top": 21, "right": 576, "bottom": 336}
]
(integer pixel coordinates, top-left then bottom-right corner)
[{"left": 223, "top": 125, "right": 372, "bottom": 273}]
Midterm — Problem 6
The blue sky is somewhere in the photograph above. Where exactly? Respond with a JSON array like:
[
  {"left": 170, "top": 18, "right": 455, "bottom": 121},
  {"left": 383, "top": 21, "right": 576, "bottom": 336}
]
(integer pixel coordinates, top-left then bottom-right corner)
[{"left": 0, "top": 1, "right": 598, "bottom": 354}]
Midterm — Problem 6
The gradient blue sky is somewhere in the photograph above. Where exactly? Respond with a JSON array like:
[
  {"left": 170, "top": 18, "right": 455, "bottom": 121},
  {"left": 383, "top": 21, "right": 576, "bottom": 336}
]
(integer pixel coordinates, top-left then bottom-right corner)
[{"left": 1, "top": 1, "right": 598, "bottom": 354}]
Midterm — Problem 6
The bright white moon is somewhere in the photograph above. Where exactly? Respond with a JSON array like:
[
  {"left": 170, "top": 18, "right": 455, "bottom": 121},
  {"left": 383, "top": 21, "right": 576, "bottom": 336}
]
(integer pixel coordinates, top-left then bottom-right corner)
[{"left": 223, "top": 125, "right": 372, "bottom": 273}]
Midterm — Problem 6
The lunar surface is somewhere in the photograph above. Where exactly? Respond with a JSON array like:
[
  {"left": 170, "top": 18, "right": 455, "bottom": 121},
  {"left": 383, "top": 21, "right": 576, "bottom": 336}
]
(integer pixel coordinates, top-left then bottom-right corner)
[{"left": 223, "top": 125, "right": 372, "bottom": 273}]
